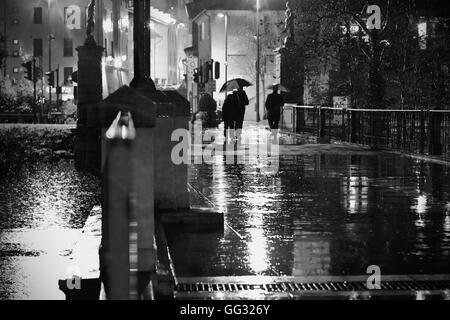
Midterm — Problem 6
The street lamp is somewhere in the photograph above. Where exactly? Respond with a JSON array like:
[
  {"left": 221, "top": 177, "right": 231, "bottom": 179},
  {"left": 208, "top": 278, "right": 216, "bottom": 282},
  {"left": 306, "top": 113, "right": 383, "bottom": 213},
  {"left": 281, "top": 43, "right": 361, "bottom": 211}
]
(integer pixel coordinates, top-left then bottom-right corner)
[
  {"left": 255, "top": 0, "right": 261, "bottom": 122},
  {"left": 217, "top": 13, "right": 228, "bottom": 96}
]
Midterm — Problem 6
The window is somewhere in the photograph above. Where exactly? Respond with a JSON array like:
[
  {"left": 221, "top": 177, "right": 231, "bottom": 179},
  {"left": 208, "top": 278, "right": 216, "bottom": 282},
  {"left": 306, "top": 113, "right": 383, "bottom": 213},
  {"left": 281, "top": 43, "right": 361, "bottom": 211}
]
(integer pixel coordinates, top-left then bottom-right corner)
[
  {"left": 12, "top": 50, "right": 20, "bottom": 57},
  {"left": 418, "top": 22, "right": 427, "bottom": 50},
  {"left": 64, "top": 67, "right": 73, "bottom": 85},
  {"left": 64, "top": 38, "right": 73, "bottom": 57},
  {"left": 34, "top": 7, "right": 43, "bottom": 24},
  {"left": 13, "top": 67, "right": 19, "bottom": 73},
  {"left": 12, "top": 39, "right": 19, "bottom": 45},
  {"left": 33, "top": 38, "right": 43, "bottom": 57}
]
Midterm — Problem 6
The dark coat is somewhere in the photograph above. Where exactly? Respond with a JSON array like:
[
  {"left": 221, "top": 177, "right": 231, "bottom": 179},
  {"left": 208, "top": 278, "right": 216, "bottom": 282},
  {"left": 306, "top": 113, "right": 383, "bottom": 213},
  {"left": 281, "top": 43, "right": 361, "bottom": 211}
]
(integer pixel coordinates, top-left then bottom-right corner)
[
  {"left": 265, "top": 93, "right": 284, "bottom": 117},
  {"left": 222, "top": 94, "right": 235, "bottom": 122}
]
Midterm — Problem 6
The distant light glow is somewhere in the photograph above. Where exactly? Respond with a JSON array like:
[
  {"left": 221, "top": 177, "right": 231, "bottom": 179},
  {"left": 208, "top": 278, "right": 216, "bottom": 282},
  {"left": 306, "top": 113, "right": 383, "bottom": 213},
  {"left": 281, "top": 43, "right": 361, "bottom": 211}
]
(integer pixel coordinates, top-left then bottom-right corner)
[
  {"left": 217, "top": 13, "right": 225, "bottom": 18},
  {"left": 103, "top": 18, "right": 113, "bottom": 33}
]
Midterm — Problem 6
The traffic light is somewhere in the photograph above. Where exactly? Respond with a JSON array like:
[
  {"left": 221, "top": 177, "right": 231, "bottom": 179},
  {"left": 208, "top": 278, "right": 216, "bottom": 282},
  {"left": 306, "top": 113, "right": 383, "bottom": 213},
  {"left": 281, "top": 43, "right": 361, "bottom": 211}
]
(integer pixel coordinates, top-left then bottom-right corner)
[
  {"left": 46, "top": 70, "right": 55, "bottom": 87},
  {"left": 214, "top": 61, "right": 220, "bottom": 79},
  {"left": 193, "top": 68, "right": 199, "bottom": 83},
  {"left": 22, "top": 61, "right": 33, "bottom": 81},
  {"left": 198, "top": 65, "right": 204, "bottom": 84},
  {"left": 34, "top": 67, "right": 42, "bottom": 82}
]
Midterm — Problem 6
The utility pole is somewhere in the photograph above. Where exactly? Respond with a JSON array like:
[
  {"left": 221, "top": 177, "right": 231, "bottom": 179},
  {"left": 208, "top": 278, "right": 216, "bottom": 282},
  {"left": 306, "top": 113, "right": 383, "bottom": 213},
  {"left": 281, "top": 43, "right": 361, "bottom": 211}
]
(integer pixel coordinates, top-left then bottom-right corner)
[
  {"left": 255, "top": 0, "right": 261, "bottom": 122},
  {"left": 56, "top": 65, "right": 60, "bottom": 112},
  {"left": 48, "top": 34, "right": 54, "bottom": 111},
  {"left": 3, "top": 0, "right": 7, "bottom": 77},
  {"left": 225, "top": 13, "right": 228, "bottom": 97}
]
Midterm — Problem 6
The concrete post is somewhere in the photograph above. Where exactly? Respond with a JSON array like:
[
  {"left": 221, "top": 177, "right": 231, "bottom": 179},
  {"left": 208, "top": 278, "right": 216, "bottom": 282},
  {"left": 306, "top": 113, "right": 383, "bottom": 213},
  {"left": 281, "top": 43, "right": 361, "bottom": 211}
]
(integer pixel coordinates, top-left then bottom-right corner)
[
  {"left": 163, "top": 90, "right": 191, "bottom": 210},
  {"left": 101, "top": 122, "right": 132, "bottom": 300},
  {"left": 154, "top": 101, "right": 177, "bottom": 210},
  {"left": 98, "top": 86, "right": 157, "bottom": 299}
]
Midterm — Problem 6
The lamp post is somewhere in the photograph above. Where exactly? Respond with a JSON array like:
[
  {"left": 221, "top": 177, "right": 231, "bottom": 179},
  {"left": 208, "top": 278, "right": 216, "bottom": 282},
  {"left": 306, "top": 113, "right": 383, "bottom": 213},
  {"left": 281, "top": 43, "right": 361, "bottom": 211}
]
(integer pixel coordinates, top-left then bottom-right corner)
[
  {"left": 255, "top": 0, "right": 261, "bottom": 122},
  {"left": 218, "top": 13, "right": 228, "bottom": 96}
]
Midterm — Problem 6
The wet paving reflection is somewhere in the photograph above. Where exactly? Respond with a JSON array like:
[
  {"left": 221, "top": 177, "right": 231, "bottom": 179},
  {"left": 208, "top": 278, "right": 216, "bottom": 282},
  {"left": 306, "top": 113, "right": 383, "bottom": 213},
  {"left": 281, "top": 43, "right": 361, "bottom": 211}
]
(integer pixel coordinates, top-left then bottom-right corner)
[
  {"left": 0, "top": 161, "right": 100, "bottom": 299},
  {"left": 167, "top": 153, "right": 450, "bottom": 278}
]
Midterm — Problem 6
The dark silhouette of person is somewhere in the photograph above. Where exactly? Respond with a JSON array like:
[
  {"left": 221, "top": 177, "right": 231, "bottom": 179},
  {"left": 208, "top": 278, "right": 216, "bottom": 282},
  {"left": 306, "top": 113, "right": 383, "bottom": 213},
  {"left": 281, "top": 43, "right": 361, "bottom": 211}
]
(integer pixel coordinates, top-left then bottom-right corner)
[
  {"left": 222, "top": 93, "right": 235, "bottom": 142},
  {"left": 233, "top": 88, "right": 249, "bottom": 142},
  {"left": 265, "top": 85, "right": 285, "bottom": 129}
]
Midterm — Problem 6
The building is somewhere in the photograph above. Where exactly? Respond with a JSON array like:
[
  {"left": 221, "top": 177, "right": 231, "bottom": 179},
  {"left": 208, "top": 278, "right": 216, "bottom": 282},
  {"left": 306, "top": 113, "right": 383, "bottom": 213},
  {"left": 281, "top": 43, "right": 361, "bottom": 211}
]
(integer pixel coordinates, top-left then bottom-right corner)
[
  {"left": 0, "top": 0, "right": 188, "bottom": 102},
  {"left": 185, "top": 0, "right": 285, "bottom": 119}
]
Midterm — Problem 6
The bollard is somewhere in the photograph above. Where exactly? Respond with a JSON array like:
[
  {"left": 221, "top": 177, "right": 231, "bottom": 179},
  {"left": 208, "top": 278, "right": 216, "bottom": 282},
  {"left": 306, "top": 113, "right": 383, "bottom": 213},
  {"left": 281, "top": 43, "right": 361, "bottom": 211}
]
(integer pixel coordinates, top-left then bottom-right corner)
[
  {"left": 101, "top": 112, "right": 134, "bottom": 300},
  {"left": 98, "top": 86, "right": 157, "bottom": 299},
  {"left": 163, "top": 90, "right": 191, "bottom": 210}
]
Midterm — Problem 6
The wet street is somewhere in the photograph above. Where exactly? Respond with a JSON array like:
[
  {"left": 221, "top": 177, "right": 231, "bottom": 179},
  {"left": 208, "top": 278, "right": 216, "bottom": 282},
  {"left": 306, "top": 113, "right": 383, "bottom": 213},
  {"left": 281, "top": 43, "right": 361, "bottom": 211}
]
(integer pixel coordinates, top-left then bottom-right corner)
[
  {"left": 0, "top": 161, "right": 100, "bottom": 299},
  {"left": 167, "top": 124, "right": 450, "bottom": 278}
]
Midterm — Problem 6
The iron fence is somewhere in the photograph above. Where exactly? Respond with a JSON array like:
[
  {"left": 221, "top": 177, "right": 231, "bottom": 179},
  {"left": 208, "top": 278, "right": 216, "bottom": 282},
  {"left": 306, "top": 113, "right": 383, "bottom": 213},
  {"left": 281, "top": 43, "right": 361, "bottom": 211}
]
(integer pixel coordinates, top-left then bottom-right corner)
[{"left": 280, "top": 104, "right": 450, "bottom": 160}]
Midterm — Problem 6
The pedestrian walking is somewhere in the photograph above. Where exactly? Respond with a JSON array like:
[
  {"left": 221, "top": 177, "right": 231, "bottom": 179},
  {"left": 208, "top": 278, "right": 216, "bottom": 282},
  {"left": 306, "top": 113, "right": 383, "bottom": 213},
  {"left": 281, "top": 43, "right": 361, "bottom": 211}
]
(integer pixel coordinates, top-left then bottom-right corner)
[
  {"left": 222, "top": 93, "right": 236, "bottom": 143},
  {"left": 232, "top": 88, "right": 249, "bottom": 143},
  {"left": 265, "top": 85, "right": 285, "bottom": 129}
]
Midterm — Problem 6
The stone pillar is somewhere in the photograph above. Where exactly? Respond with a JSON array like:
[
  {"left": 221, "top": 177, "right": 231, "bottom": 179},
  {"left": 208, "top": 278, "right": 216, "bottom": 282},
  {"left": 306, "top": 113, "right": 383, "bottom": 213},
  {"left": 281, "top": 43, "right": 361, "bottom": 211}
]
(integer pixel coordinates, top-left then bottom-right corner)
[
  {"left": 74, "top": 44, "right": 104, "bottom": 173},
  {"left": 274, "top": 43, "right": 304, "bottom": 104},
  {"left": 98, "top": 85, "right": 157, "bottom": 298},
  {"left": 163, "top": 90, "right": 191, "bottom": 210},
  {"left": 154, "top": 99, "right": 177, "bottom": 211}
]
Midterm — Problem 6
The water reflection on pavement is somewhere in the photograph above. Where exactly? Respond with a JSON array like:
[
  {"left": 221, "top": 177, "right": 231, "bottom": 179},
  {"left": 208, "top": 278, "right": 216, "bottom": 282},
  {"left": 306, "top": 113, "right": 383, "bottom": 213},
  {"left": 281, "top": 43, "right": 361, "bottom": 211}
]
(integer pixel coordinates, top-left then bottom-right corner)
[
  {"left": 0, "top": 161, "right": 100, "bottom": 299},
  {"left": 167, "top": 125, "right": 450, "bottom": 278}
]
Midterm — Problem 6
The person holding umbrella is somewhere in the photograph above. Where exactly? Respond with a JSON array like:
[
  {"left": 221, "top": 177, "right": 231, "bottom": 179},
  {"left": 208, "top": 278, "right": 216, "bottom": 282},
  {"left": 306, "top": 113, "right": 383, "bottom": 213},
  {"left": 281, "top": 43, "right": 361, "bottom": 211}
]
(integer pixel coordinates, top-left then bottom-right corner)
[
  {"left": 222, "top": 92, "right": 235, "bottom": 143},
  {"left": 265, "top": 84, "right": 286, "bottom": 130},
  {"left": 220, "top": 78, "right": 252, "bottom": 143}
]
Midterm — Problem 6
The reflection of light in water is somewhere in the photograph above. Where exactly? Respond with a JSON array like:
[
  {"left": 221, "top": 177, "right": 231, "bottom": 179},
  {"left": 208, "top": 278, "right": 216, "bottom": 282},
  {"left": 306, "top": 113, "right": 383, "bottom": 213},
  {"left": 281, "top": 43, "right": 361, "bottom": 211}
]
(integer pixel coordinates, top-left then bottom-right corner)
[
  {"left": 292, "top": 229, "right": 331, "bottom": 276},
  {"left": 243, "top": 191, "right": 270, "bottom": 274},
  {"left": 444, "top": 214, "right": 450, "bottom": 234},
  {"left": 343, "top": 176, "right": 368, "bottom": 214},
  {"left": 212, "top": 157, "right": 227, "bottom": 213},
  {"left": 444, "top": 204, "right": 450, "bottom": 234},
  {"left": 247, "top": 227, "right": 268, "bottom": 274},
  {"left": 412, "top": 194, "right": 428, "bottom": 227}
]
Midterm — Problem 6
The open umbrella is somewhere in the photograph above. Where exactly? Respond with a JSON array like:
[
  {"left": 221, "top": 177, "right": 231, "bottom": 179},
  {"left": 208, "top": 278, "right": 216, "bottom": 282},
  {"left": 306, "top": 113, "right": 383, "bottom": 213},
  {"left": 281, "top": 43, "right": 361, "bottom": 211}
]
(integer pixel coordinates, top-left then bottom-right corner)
[
  {"left": 266, "top": 83, "right": 290, "bottom": 92},
  {"left": 220, "top": 78, "right": 253, "bottom": 93}
]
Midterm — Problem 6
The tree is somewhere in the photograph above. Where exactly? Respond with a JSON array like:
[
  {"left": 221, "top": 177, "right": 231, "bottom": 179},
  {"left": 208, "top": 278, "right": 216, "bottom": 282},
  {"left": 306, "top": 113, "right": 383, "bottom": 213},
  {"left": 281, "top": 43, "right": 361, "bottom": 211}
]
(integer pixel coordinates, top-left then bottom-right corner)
[
  {"left": 290, "top": 0, "right": 419, "bottom": 108},
  {"left": 0, "top": 33, "right": 8, "bottom": 72}
]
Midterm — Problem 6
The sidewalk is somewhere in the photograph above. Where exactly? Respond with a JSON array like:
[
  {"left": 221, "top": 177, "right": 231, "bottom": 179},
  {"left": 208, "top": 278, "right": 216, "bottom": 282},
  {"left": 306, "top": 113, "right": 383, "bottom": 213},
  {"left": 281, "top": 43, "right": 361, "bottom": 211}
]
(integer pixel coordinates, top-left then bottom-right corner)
[{"left": 166, "top": 121, "right": 450, "bottom": 284}]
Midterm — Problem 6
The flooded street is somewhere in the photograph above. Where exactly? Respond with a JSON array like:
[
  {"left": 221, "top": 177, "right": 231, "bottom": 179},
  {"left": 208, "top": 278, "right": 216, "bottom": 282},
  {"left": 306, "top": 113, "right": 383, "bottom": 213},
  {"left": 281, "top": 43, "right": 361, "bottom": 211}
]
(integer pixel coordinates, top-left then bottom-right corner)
[
  {"left": 167, "top": 128, "right": 450, "bottom": 278},
  {"left": 0, "top": 161, "right": 100, "bottom": 299}
]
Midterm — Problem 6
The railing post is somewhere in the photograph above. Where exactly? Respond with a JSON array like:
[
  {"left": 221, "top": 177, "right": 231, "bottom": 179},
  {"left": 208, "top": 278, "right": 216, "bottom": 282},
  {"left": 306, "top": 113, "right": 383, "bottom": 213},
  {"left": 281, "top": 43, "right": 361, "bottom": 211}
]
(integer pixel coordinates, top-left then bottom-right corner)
[
  {"left": 429, "top": 109, "right": 443, "bottom": 156},
  {"left": 350, "top": 110, "right": 358, "bottom": 143},
  {"left": 419, "top": 109, "right": 426, "bottom": 154},
  {"left": 319, "top": 107, "right": 326, "bottom": 138}
]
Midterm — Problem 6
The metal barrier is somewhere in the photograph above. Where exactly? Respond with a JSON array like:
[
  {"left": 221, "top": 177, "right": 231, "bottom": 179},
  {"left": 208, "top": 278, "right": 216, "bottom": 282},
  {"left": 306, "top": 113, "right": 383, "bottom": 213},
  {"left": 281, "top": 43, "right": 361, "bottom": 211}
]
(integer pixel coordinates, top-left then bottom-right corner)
[{"left": 281, "top": 104, "right": 450, "bottom": 160}]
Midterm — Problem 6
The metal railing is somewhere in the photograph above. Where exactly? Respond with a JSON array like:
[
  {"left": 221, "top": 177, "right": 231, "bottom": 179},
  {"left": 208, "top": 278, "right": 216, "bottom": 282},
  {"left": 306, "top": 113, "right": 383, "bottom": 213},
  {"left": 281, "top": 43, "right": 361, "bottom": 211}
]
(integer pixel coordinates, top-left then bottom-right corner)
[{"left": 280, "top": 104, "right": 450, "bottom": 160}]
